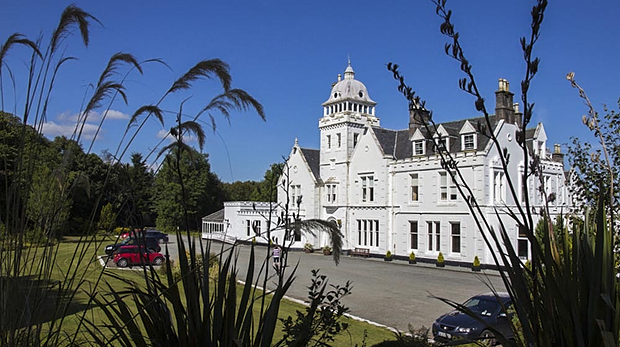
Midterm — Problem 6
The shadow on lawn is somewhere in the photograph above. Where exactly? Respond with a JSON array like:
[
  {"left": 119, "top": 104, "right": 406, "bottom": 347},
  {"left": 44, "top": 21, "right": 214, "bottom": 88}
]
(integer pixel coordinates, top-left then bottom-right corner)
[{"left": 1, "top": 275, "right": 91, "bottom": 330}]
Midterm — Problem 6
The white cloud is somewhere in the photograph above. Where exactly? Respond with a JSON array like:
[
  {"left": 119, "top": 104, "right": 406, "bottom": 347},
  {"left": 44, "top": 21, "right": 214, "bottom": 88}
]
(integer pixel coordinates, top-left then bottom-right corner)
[
  {"left": 42, "top": 121, "right": 99, "bottom": 140},
  {"left": 55, "top": 109, "right": 130, "bottom": 123},
  {"left": 156, "top": 129, "right": 198, "bottom": 145}
]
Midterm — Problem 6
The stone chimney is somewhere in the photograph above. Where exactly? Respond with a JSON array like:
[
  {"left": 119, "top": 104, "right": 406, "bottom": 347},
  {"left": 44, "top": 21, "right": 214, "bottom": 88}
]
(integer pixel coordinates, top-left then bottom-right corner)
[
  {"left": 552, "top": 144, "right": 564, "bottom": 166},
  {"left": 495, "top": 78, "right": 515, "bottom": 124},
  {"left": 409, "top": 107, "right": 431, "bottom": 137},
  {"left": 513, "top": 103, "right": 522, "bottom": 126}
]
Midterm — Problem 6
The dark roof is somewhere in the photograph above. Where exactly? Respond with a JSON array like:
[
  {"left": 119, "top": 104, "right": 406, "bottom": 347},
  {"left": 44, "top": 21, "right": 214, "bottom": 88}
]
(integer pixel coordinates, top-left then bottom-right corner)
[
  {"left": 202, "top": 208, "right": 224, "bottom": 222},
  {"left": 373, "top": 127, "right": 398, "bottom": 157},
  {"left": 376, "top": 115, "right": 504, "bottom": 159},
  {"left": 300, "top": 148, "right": 321, "bottom": 182}
]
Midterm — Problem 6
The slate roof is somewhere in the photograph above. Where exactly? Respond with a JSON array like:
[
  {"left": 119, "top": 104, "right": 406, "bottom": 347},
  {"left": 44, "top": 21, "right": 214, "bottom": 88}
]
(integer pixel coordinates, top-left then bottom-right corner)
[
  {"left": 202, "top": 208, "right": 224, "bottom": 222},
  {"left": 300, "top": 148, "right": 321, "bottom": 182}
]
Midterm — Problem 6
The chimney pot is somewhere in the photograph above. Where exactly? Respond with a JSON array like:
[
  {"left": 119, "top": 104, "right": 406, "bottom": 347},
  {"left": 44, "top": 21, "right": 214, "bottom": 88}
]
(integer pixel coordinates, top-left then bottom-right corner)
[{"left": 337, "top": 74, "right": 342, "bottom": 82}]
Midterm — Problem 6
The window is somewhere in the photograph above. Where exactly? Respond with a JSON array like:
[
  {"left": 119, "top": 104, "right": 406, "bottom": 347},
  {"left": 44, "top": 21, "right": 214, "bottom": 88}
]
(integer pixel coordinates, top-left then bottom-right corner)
[
  {"left": 414, "top": 140, "right": 425, "bottom": 155},
  {"left": 494, "top": 170, "right": 506, "bottom": 203},
  {"left": 361, "top": 175, "right": 374, "bottom": 202},
  {"left": 353, "top": 133, "right": 359, "bottom": 147},
  {"left": 410, "top": 221, "right": 418, "bottom": 250},
  {"left": 410, "top": 173, "right": 419, "bottom": 201},
  {"left": 451, "top": 222, "right": 461, "bottom": 253},
  {"left": 246, "top": 220, "right": 251, "bottom": 236},
  {"left": 357, "top": 219, "right": 379, "bottom": 247},
  {"left": 518, "top": 224, "right": 529, "bottom": 259},
  {"left": 462, "top": 133, "right": 475, "bottom": 150},
  {"left": 291, "top": 184, "right": 301, "bottom": 206},
  {"left": 439, "top": 172, "right": 448, "bottom": 201},
  {"left": 326, "top": 184, "right": 337, "bottom": 203},
  {"left": 427, "top": 221, "right": 440, "bottom": 251},
  {"left": 327, "top": 135, "right": 331, "bottom": 149},
  {"left": 252, "top": 220, "right": 261, "bottom": 235},
  {"left": 337, "top": 133, "right": 341, "bottom": 147},
  {"left": 435, "top": 137, "right": 447, "bottom": 151},
  {"left": 450, "top": 176, "right": 458, "bottom": 201}
]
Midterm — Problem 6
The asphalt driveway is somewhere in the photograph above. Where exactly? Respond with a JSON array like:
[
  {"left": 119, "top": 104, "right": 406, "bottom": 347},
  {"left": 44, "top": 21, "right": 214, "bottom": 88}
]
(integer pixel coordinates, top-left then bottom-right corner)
[{"left": 191, "top": 239, "right": 506, "bottom": 332}]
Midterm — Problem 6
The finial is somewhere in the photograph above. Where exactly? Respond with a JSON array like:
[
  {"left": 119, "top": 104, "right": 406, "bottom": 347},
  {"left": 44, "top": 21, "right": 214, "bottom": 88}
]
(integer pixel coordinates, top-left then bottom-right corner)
[
  {"left": 348, "top": 55, "right": 351, "bottom": 66},
  {"left": 294, "top": 137, "right": 299, "bottom": 146}
]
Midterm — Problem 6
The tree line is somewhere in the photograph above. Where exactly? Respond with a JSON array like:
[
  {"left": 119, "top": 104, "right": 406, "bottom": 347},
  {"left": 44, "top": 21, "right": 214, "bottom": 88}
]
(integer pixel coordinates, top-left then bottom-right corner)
[{"left": 0, "top": 110, "right": 281, "bottom": 237}]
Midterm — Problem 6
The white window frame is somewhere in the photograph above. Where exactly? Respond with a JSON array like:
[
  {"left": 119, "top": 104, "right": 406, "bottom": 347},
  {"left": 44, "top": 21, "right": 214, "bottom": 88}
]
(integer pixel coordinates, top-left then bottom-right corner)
[
  {"left": 357, "top": 219, "right": 379, "bottom": 247},
  {"left": 414, "top": 140, "right": 425, "bottom": 155},
  {"left": 326, "top": 184, "right": 337, "bottom": 203},
  {"left": 434, "top": 136, "right": 449, "bottom": 152},
  {"left": 427, "top": 221, "right": 441, "bottom": 252},
  {"left": 450, "top": 222, "right": 461, "bottom": 254},
  {"left": 493, "top": 170, "right": 506, "bottom": 204},
  {"left": 410, "top": 221, "right": 418, "bottom": 250},
  {"left": 438, "top": 172, "right": 457, "bottom": 202},
  {"left": 291, "top": 184, "right": 301, "bottom": 206},
  {"left": 410, "top": 173, "right": 419, "bottom": 202},
  {"left": 361, "top": 175, "right": 374, "bottom": 202},
  {"left": 462, "top": 133, "right": 476, "bottom": 151}
]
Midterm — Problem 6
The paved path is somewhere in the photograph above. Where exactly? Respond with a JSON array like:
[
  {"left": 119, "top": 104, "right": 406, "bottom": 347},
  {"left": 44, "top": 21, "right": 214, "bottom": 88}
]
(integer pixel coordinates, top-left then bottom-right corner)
[{"left": 190, "top": 240, "right": 506, "bottom": 332}]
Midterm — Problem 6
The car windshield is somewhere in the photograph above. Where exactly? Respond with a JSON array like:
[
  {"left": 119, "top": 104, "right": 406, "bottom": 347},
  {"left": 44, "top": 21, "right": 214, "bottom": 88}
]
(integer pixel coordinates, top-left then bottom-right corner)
[
  {"left": 119, "top": 238, "right": 130, "bottom": 245},
  {"left": 463, "top": 298, "right": 500, "bottom": 317}
]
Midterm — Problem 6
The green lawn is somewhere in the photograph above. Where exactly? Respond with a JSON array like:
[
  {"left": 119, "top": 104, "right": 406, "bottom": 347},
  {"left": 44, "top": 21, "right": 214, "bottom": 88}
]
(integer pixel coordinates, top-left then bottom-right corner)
[{"left": 26, "top": 237, "right": 395, "bottom": 346}]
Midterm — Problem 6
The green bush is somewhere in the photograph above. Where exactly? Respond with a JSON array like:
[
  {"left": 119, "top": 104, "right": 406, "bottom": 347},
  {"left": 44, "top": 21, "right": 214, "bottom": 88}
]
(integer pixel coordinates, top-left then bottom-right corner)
[
  {"left": 385, "top": 250, "right": 392, "bottom": 259},
  {"left": 473, "top": 256, "right": 480, "bottom": 267},
  {"left": 113, "top": 227, "right": 132, "bottom": 235},
  {"left": 436, "top": 252, "right": 444, "bottom": 264},
  {"left": 409, "top": 251, "right": 416, "bottom": 261}
]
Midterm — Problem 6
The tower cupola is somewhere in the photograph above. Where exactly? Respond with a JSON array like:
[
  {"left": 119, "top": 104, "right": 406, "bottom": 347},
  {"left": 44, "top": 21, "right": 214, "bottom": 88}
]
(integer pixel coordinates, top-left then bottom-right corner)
[{"left": 321, "top": 60, "right": 377, "bottom": 120}]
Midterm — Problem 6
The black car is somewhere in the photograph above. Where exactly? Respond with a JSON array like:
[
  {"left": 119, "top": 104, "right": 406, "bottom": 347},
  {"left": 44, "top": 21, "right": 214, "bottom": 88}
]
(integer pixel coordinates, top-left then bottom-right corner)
[
  {"left": 105, "top": 236, "right": 161, "bottom": 255},
  {"left": 432, "top": 292, "right": 513, "bottom": 345},
  {"left": 143, "top": 230, "right": 169, "bottom": 244}
]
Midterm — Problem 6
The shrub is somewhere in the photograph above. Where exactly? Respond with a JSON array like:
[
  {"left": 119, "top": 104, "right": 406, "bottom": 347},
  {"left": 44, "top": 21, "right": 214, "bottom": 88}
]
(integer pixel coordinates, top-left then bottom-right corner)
[
  {"left": 113, "top": 227, "right": 131, "bottom": 235},
  {"left": 386, "top": 250, "right": 392, "bottom": 258},
  {"left": 304, "top": 242, "right": 314, "bottom": 252},
  {"left": 322, "top": 245, "right": 332, "bottom": 252},
  {"left": 409, "top": 251, "right": 416, "bottom": 261},
  {"left": 437, "top": 252, "right": 444, "bottom": 264},
  {"left": 473, "top": 256, "right": 480, "bottom": 267}
]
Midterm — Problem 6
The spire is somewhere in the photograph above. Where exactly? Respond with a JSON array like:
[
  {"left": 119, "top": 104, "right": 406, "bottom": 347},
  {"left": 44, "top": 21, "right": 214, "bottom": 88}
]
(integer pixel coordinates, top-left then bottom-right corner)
[{"left": 344, "top": 57, "right": 355, "bottom": 79}]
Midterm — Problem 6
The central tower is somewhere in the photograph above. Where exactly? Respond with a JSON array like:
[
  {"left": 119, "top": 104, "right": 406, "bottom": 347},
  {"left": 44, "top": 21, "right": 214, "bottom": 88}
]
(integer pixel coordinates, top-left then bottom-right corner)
[{"left": 317, "top": 61, "right": 379, "bottom": 242}]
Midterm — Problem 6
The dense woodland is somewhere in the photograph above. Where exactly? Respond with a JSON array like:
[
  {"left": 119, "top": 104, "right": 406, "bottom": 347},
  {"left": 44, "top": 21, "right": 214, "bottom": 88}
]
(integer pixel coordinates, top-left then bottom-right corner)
[{"left": 0, "top": 110, "right": 279, "bottom": 236}]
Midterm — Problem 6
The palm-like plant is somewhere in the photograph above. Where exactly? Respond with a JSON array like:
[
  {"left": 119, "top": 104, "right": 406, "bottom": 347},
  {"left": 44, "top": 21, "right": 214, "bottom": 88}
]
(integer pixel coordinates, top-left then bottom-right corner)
[{"left": 389, "top": 1, "right": 619, "bottom": 346}]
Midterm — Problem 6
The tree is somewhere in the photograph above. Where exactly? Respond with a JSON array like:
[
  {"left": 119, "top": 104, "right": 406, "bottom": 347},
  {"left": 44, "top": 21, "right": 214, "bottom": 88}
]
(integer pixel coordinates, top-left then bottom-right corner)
[
  {"left": 566, "top": 99, "right": 620, "bottom": 214},
  {"left": 251, "top": 163, "right": 284, "bottom": 202},
  {"left": 223, "top": 180, "right": 259, "bottom": 201},
  {"left": 98, "top": 202, "right": 116, "bottom": 232},
  {"left": 153, "top": 148, "right": 225, "bottom": 231}
]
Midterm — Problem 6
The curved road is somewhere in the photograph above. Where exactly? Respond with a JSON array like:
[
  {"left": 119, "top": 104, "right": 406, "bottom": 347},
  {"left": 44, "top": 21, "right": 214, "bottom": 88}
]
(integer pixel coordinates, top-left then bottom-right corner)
[{"left": 166, "top": 238, "right": 506, "bottom": 332}]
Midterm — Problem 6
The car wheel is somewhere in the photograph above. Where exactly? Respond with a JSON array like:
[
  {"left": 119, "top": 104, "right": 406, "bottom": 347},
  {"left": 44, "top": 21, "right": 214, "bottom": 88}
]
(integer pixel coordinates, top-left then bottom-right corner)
[
  {"left": 153, "top": 257, "right": 164, "bottom": 266},
  {"left": 117, "top": 258, "right": 129, "bottom": 268},
  {"left": 479, "top": 330, "right": 496, "bottom": 346}
]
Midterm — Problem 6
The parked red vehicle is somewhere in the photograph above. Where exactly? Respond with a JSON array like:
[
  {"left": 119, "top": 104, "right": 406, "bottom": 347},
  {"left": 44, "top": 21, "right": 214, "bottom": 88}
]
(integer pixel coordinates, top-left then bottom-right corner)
[{"left": 113, "top": 245, "right": 165, "bottom": 268}]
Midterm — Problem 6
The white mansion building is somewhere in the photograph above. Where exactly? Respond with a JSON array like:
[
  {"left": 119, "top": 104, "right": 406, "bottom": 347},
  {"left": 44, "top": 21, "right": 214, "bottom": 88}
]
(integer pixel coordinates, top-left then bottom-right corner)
[{"left": 203, "top": 63, "right": 570, "bottom": 266}]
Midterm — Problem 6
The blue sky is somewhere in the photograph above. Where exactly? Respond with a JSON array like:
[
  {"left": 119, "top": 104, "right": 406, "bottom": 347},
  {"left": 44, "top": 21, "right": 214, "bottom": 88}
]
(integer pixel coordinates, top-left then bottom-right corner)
[{"left": 2, "top": 1, "right": 618, "bottom": 182}]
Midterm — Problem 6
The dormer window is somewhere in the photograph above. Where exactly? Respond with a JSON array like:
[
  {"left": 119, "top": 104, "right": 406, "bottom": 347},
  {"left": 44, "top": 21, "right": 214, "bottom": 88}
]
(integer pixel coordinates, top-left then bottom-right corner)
[
  {"left": 462, "top": 133, "right": 476, "bottom": 151},
  {"left": 414, "top": 140, "right": 425, "bottom": 155},
  {"left": 434, "top": 136, "right": 449, "bottom": 152}
]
